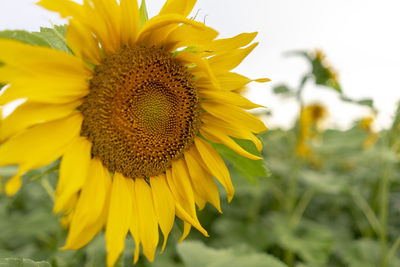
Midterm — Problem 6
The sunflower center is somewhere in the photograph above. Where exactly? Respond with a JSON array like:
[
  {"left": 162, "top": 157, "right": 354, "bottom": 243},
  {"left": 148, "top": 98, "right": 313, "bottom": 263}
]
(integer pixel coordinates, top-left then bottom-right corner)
[{"left": 80, "top": 46, "right": 200, "bottom": 179}]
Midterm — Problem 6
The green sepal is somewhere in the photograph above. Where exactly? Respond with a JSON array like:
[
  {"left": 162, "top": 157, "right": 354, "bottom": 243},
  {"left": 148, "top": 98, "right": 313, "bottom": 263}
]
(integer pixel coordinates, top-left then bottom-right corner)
[
  {"left": 211, "top": 138, "right": 269, "bottom": 184},
  {"left": 34, "top": 25, "right": 71, "bottom": 53},
  {"left": 139, "top": 0, "right": 149, "bottom": 28}
]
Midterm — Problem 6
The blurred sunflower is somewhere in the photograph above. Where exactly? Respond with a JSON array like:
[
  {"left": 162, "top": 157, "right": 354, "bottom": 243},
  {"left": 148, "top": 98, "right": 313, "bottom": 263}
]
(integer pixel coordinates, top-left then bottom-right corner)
[
  {"left": 311, "top": 49, "right": 341, "bottom": 92},
  {"left": 0, "top": 0, "right": 268, "bottom": 265},
  {"left": 359, "top": 116, "right": 378, "bottom": 148},
  {"left": 296, "top": 103, "right": 327, "bottom": 158}
]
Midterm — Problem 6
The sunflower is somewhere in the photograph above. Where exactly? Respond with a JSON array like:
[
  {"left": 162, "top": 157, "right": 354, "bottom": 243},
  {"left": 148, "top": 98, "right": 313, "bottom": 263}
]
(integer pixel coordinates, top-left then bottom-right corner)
[
  {"left": 0, "top": 0, "right": 268, "bottom": 265},
  {"left": 296, "top": 103, "right": 327, "bottom": 158}
]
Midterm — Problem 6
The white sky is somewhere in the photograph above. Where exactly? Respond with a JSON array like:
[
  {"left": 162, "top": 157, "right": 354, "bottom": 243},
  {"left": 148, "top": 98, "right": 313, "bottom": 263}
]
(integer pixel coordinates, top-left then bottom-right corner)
[{"left": 1, "top": 0, "right": 399, "bottom": 130}]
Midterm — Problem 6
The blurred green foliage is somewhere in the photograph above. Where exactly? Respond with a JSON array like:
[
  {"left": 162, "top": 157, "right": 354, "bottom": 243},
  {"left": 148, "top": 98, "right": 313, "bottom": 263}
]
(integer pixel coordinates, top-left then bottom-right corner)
[{"left": 1, "top": 123, "right": 400, "bottom": 267}]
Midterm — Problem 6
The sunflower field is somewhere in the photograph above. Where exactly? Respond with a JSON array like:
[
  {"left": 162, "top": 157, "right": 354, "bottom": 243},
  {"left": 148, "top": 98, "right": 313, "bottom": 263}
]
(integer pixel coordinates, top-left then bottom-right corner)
[
  {"left": 1, "top": 1, "right": 400, "bottom": 267},
  {"left": 1, "top": 43, "right": 400, "bottom": 267}
]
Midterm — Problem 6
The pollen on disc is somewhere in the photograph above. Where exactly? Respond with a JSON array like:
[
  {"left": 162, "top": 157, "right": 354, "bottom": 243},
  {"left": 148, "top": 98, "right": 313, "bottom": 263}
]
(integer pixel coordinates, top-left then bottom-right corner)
[{"left": 80, "top": 46, "right": 200, "bottom": 179}]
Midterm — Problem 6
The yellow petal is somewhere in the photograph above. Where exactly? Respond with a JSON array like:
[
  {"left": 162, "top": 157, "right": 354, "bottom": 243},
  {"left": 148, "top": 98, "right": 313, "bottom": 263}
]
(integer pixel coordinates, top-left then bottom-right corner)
[
  {"left": 5, "top": 168, "right": 24, "bottom": 196},
  {"left": 170, "top": 159, "right": 197, "bottom": 217},
  {"left": 150, "top": 174, "right": 175, "bottom": 252},
  {"left": 202, "top": 113, "right": 263, "bottom": 151},
  {"left": 200, "top": 90, "right": 265, "bottom": 109},
  {"left": 199, "top": 32, "right": 257, "bottom": 55},
  {"left": 1, "top": 101, "right": 80, "bottom": 142},
  {"left": 196, "top": 72, "right": 270, "bottom": 91},
  {"left": 0, "top": 79, "right": 89, "bottom": 105},
  {"left": 184, "top": 149, "right": 221, "bottom": 212},
  {"left": 37, "top": 0, "right": 84, "bottom": 19},
  {"left": 128, "top": 179, "right": 141, "bottom": 264},
  {"left": 64, "top": 158, "right": 111, "bottom": 249},
  {"left": 40, "top": 0, "right": 122, "bottom": 55},
  {"left": 176, "top": 52, "right": 220, "bottom": 89},
  {"left": 166, "top": 168, "right": 208, "bottom": 237},
  {"left": 159, "top": 0, "right": 196, "bottom": 17},
  {"left": 202, "top": 101, "right": 267, "bottom": 134},
  {"left": 0, "top": 113, "right": 82, "bottom": 169},
  {"left": 0, "top": 39, "right": 91, "bottom": 81},
  {"left": 59, "top": 196, "right": 78, "bottom": 227},
  {"left": 209, "top": 43, "right": 258, "bottom": 73},
  {"left": 193, "top": 137, "right": 234, "bottom": 202},
  {"left": 54, "top": 136, "right": 92, "bottom": 213},
  {"left": 193, "top": 191, "right": 207, "bottom": 210},
  {"left": 66, "top": 20, "right": 103, "bottom": 65},
  {"left": 170, "top": 159, "right": 206, "bottom": 240},
  {"left": 179, "top": 222, "right": 192, "bottom": 242},
  {"left": 200, "top": 124, "right": 262, "bottom": 160},
  {"left": 86, "top": 0, "right": 121, "bottom": 54},
  {"left": 138, "top": 14, "right": 207, "bottom": 46},
  {"left": 135, "top": 178, "right": 159, "bottom": 262},
  {"left": 106, "top": 173, "right": 133, "bottom": 267},
  {"left": 165, "top": 24, "right": 218, "bottom": 51},
  {"left": 120, "top": 0, "right": 139, "bottom": 46}
]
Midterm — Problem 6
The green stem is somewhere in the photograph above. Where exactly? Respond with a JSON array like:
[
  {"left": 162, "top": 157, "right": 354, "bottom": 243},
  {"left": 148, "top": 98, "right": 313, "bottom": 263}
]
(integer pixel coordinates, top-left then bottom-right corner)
[
  {"left": 41, "top": 177, "right": 55, "bottom": 202},
  {"left": 379, "top": 161, "right": 391, "bottom": 267},
  {"left": 290, "top": 189, "right": 314, "bottom": 228},
  {"left": 385, "top": 236, "right": 400, "bottom": 266},
  {"left": 30, "top": 164, "right": 59, "bottom": 181},
  {"left": 283, "top": 74, "right": 311, "bottom": 267},
  {"left": 352, "top": 190, "right": 382, "bottom": 237}
]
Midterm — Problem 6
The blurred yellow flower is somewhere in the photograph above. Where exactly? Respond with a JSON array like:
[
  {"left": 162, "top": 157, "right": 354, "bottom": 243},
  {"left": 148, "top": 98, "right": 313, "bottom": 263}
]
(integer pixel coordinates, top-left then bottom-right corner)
[
  {"left": 359, "top": 116, "right": 378, "bottom": 148},
  {"left": 0, "top": 0, "right": 268, "bottom": 265},
  {"left": 296, "top": 103, "right": 328, "bottom": 159},
  {"left": 359, "top": 116, "right": 374, "bottom": 131}
]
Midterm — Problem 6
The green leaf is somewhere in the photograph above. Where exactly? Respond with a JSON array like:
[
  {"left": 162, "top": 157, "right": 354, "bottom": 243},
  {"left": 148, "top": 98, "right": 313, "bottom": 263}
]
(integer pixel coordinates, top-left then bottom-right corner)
[
  {"left": 270, "top": 215, "right": 334, "bottom": 265},
  {"left": 338, "top": 238, "right": 381, "bottom": 267},
  {"left": 212, "top": 138, "right": 268, "bottom": 183},
  {"left": 357, "top": 98, "right": 374, "bottom": 108},
  {"left": 139, "top": 0, "right": 149, "bottom": 28},
  {"left": 311, "top": 56, "right": 341, "bottom": 93},
  {"left": 177, "top": 241, "right": 287, "bottom": 267},
  {"left": 298, "top": 170, "right": 350, "bottom": 195},
  {"left": 0, "top": 258, "right": 52, "bottom": 267},
  {"left": 288, "top": 50, "right": 342, "bottom": 93},
  {"left": 34, "top": 26, "right": 70, "bottom": 53},
  {"left": 0, "top": 26, "right": 70, "bottom": 53},
  {"left": 273, "top": 84, "right": 292, "bottom": 95},
  {"left": 0, "top": 30, "right": 50, "bottom": 47},
  {"left": 340, "top": 95, "right": 375, "bottom": 109}
]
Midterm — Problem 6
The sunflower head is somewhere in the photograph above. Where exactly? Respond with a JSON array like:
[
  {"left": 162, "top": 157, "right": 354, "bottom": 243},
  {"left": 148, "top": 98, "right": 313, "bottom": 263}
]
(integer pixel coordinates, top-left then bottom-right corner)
[
  {"left": 80, "top": 45, "right": 201, "bottom": 179},
  {"left": 310, "top": 49, "right": 341, "bottom": 92},
  {"left": 296, "top": 103, "right": 327, "bottom": 160},
  {"left": 359, "top": 116, "right": 374, "bottom": 132},
  {"left": 359, "top": 116, "right": 378, "bottom": 148},
  {"left": 300, "top": 103, "right": 328, "bottom": 135},
  {"left": 0, "top": 0, "right": 268, "bottom": 265}
]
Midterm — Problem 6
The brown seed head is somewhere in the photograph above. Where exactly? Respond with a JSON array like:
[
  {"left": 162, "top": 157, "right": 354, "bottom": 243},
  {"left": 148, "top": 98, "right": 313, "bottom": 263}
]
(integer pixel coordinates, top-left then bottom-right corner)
[{"left": 80, "top": 46, "right": 200, "bottom": 178}]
